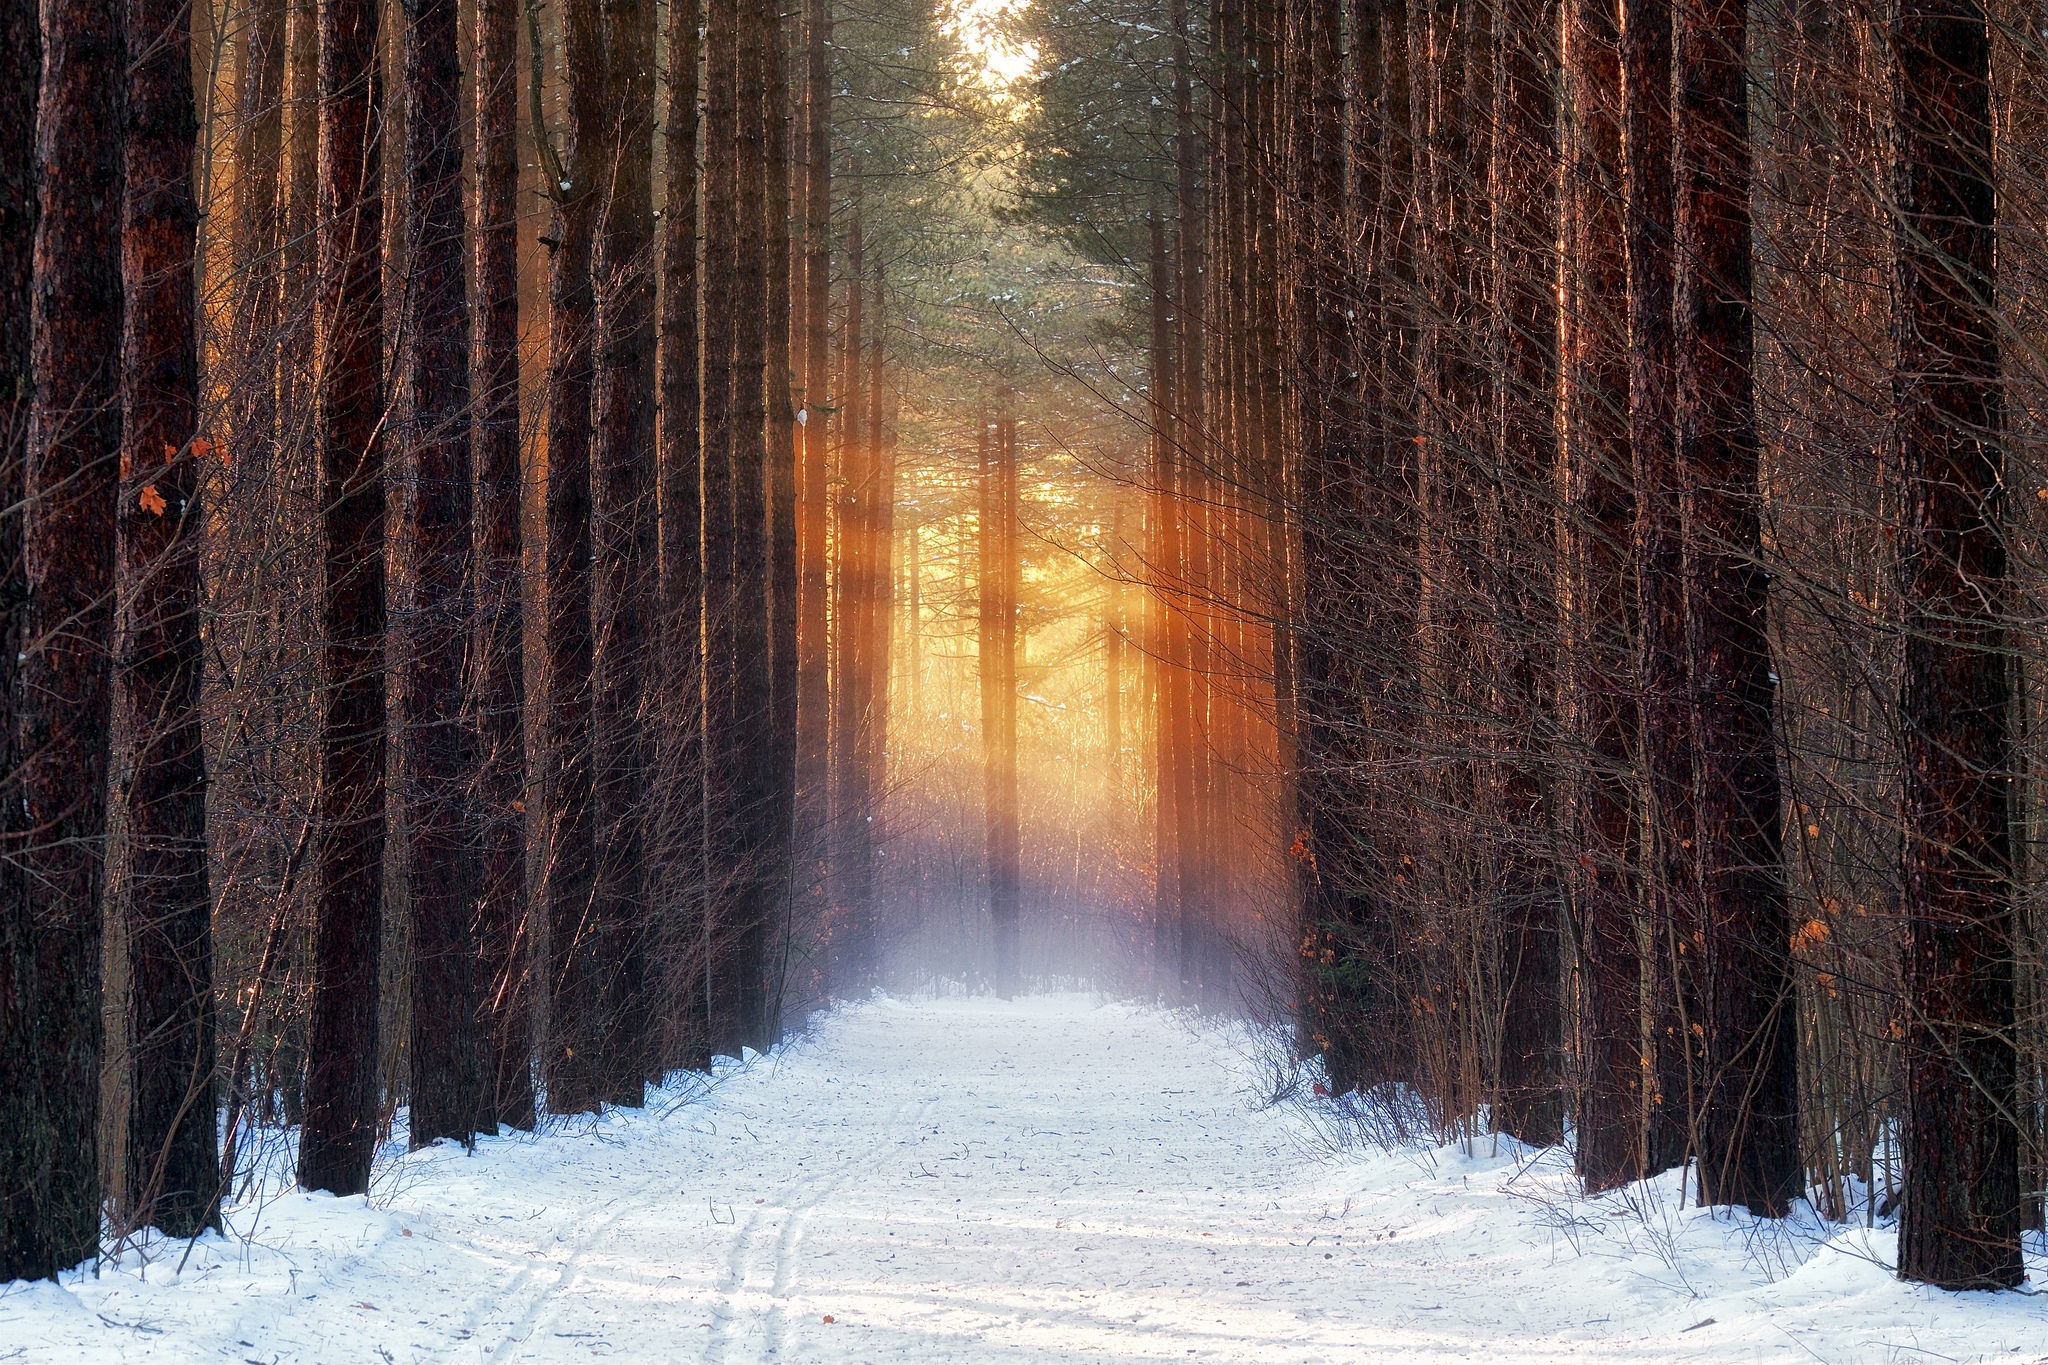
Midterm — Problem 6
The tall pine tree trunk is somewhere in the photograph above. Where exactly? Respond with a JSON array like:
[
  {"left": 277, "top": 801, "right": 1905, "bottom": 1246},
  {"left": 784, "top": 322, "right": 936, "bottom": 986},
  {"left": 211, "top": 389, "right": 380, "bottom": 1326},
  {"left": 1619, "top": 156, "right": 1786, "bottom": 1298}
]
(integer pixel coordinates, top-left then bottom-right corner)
[
  {"left": 121, "top": 0, "right": 215, "bottom": 1232},
  {"left": 1562, "top": 0, "right": 1642, "bottom": 1186},
  {"left": 1145, "top": 210, "right": 1181, "bottom": 999},
  {"left": 863, "top": 278, "right": 893, "bottom": 916},
  {"left": 541, "top": 0, "right": 604, "bottom": 1118},
  {"left": 234, "top": 0, "right": 286, "bottom": 518},
  {"left": 0, "top": 0, "right": 39, "bottom": 1280},
  {"left": 23, "top": 0, "right": 124, "bottom": 1268},
  {"left": 795, "top": 0, "right": 832, "bottom": 917},
  {"left": 1344, "top": 0, "right": 1420, "bottom": 1087},
  {"left": 1170, "top": 0, "right": 1211, "bottom": 1006},
  {"left": 1674, "top": 0, "right": 1798, "bottom": 1216},
  {"left": 764, "top": 0, "right": 800, "bottom": 1034},
  {"left": 22, "top": 0, "right": 123, "bottom": 1264},
  {"left": 1623, "top": 0, "right": 1690, "bottom": 1179},
  {"left": 302, "top": 0, "right": 388, "bottom": 1194},
  {"left": 982, "top": 419, "right": 1021, "bottom": 996},
  {"left": 830, "top": 184, "right": 870, "bottom": 988},
  {"left": 593, "top": 0, "right": 658, "bottom": 1103},
  {"left": 1288, "top": 0, "right": 1372, "bottom": 1092},
  {"left": 701, "top": 0, "right": 740, "bottom": 1044},
  {"left": 718, "top": 0, "right": 776, "bottom": 1050},
  {"left": 1492, "top": 0, "right": 1566, "bottom": 1147},
  {"left": 658, "top": 0, "right": 705, "bottom": 1069},
  {"left": 1105, "top": 503, "right": 1124, "bottom": 796},
  {"left": 1892, "top": 0, "right": 2022, "bottom": 1291},
  {"left": 474, "top": 0, "right": 536, "bottom": 1132},
  {"left": 402, "top": 0, "right": 482, "bottom": 1149}
]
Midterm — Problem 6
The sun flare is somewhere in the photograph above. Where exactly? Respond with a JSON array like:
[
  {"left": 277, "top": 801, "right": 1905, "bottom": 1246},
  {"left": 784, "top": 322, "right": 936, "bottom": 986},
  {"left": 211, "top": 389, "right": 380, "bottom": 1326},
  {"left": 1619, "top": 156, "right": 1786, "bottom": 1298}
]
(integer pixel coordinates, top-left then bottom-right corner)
[{"left": 948, "top": 0, "right": 1039, "bottom": 102}]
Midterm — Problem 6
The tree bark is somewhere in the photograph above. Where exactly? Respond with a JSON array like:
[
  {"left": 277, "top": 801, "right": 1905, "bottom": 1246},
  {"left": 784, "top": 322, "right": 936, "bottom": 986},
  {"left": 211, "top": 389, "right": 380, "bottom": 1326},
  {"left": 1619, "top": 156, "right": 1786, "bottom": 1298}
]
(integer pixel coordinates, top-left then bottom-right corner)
[
  {"left": 658, "top": 0, "right": 705, "bottom": 1069},
  {"left": 1623, "top": 0, "right": 1691, "bottom": 1183},
  {"left": 863, "top": 275, "right": 892, "bottom": 912},
  {"left": 1673, "top": 0, "right": 1798, "bottom": 1216},
  {"left": 474, "top": 0, "right": 536, "bottom": 1132},
  {"left": 121, "top": 0, "right": 215, "bottom": 1233},
  {"left": 764, "top": 0, "right": 800, "bottom": 1035},
  {"left": 713, "top": 0, "right": 777, "bottom": 1051},
  {"left": 1288, "top": 0, "right": 1372, "bottom": 1092},
  {"left": 11, "top": 0, "right": 124, "bottom": 1270},
  {"left": 830, "top": 183, "right": 870, "bottom": 988},
  {"left": 0, "top": 0, "right": 38, "bottom": 1280},
  {"left": 301, "top": 0, "right": 387, "bottom": 1195},
  {"left": 1892, "top": 0, "right": 2022, "bottom": 1291},
  {"left": 540, "top": 0, "right": 604, "bottom": 1118},
  {"left": 593, "top": 0, "right": 658, "bottom": 1104},
  {"left": 1146, "top": 210, "right": 1181, "bottom": 1000},
  {"left": 1562, "top": 0, "right": 1641, "bottom": 1185},
  {"left": 402, "top": 0, "right": 482, "bottom": 1150},
  {"left": 1347, "top": 0, "right": 1419, "bottom": 1087},
  {"left": 1170, "top": 0, "right": 1212, "bottom": 1007},
  {"left": 795, "top": 0, "right": 832, "bottom": 929},
  {"left": 233, "top": 0, "right": 286, "bottom": 506},
  {"left": 701, "top": 0, "right": 740, "bottom": 1045},
  {"left": 1492, "top": 0, "right": 1567, "bottom": 1148}
]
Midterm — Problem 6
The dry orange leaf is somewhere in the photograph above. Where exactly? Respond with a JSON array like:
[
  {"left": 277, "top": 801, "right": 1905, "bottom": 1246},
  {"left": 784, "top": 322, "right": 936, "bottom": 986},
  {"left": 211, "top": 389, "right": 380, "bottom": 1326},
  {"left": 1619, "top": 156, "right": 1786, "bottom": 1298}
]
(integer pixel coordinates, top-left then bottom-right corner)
[
  {"left": 138, "top": 484, "right": 168, "bottom": 516},
  {"left": 821, "top": 1315, "right": 835, "bottom": 1324}
]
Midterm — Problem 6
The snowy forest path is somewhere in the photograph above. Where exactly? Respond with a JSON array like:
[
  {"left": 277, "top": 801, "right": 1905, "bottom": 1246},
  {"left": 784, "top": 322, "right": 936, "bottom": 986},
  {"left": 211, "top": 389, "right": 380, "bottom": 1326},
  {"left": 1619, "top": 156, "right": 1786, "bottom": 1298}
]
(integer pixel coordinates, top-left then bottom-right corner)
[{"left": 10, "top": 995, "right": 2044, "bottom": 1362}]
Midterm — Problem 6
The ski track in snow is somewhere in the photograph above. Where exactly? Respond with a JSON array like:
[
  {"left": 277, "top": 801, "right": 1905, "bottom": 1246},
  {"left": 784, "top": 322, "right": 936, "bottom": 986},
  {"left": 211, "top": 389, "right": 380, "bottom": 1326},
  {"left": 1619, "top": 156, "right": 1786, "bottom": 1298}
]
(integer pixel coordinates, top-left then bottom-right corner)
[{"left": 4, "top": 994, "right": 2045, "bottom": 1363}]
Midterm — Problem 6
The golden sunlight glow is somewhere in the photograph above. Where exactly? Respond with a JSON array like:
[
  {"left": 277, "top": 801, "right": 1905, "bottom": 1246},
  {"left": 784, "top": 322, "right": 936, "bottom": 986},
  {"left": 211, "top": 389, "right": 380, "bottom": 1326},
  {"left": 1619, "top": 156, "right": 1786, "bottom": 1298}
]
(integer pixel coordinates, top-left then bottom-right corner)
[{"left": 947, "top": 0, "right": 1039, "bottom": 103}]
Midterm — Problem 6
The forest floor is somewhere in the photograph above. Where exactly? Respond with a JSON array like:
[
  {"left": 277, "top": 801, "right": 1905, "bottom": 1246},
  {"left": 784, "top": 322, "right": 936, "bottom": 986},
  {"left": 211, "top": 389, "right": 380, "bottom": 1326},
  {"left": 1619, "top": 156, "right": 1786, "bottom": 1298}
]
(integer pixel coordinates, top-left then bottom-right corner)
[{"left": 4, "top": 994, "right": 2044, "bottom": 1363}]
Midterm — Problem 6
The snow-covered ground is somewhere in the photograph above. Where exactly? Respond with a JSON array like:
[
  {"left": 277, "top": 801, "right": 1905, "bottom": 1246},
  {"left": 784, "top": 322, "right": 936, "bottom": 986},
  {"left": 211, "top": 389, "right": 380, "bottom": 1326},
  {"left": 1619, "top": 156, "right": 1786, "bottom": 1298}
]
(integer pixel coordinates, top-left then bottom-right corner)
[{"left": 4, "top": 995, "right": 2043, "bottom": 1363}]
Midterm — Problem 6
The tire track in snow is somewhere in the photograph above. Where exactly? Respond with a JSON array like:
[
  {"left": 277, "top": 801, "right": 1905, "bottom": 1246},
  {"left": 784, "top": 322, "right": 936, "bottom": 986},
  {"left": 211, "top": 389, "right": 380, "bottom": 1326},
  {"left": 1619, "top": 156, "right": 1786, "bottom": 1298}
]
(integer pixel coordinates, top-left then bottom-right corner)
[
  {"left": 476, "top": 1126, "right": 693, "bottom": 1361},
  {"left": 762, "top": 1094, "right": 938, "bottom": 1357},
  {"left": 701, "top": 1091, "right": 934, "bottom": 1363}
]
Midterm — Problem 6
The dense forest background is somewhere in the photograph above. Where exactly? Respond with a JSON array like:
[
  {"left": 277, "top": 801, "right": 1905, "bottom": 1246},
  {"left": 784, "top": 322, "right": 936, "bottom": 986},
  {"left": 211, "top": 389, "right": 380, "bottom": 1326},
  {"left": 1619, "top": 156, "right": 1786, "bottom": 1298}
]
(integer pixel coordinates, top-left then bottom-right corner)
[{"left": 1, "top": 0, "right": 2044, "bottom": 1298}]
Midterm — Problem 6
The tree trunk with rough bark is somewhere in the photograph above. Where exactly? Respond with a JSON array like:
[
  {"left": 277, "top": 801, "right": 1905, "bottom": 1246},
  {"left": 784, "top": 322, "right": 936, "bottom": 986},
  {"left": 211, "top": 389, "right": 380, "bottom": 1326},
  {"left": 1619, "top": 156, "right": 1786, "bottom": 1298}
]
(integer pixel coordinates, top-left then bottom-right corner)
[
  {"left": 593, "top": 0, "right": 658, "bottom": 1104},
  {"left": 121, "top": 0, "right": 215, "bottom": 1232},
  {"left": 1674, "top": 0, "right": 1798, "bottom": 1217},
  {"left": 1169, "top": 0, "right": 1211, "bottom": 1008},
  {"left": 1562, "top": 0, "right": 1642, "bottom": 1186},
  {"left": 1623, "top": 0, "right": 1692, "bottom": 1183},
  {"left": 402, "top": 0, "right": 482, "bottom": 1150},
  {"left": 795, "top": 0, "right": 832, "bottom": 932},
  {"left": 301, "top": 0, "right": 387, "bottom": 1195},
  {"left": 712, "top": 0, "right": 777, "bottom": 1052},
  {"left": 21, "top": 0, "right": 124, "bottom": 1268},
  {"left": 1146, "top": 211, "right": 1181, "bottom": 1002},
  {"left": 764, "top": 0, "right": 799, "bottom": 1038},
  {"left": 473, "top": 0, "right": 535, "bottom": 1133},
  {"left": 1289, "top": 0, "right": 1373, "bottom": 1093},
  {"left": 701, "top": 0, "right": 740, "bottom": 1048},
  {"left": 1892, "top": 0, "right": 2022, "bottom": 1292},
  {"left": 1492, "top": 0, "right": 1566, "bottom": 1149},
  {"left": 830, "top": 184, "right": 871, "bottom": 989},
  {"left": 658, "top": 0, "right": 706, "bottom": 1070},
  {"left": 540, "top": 0, "right": 604, "bottom": 1119},
  {"left": 0, "top": 0, "right": 38, "bottom": 1280}
]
